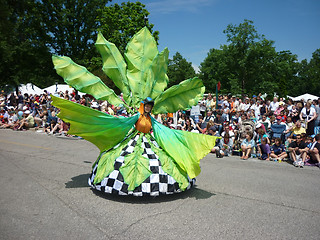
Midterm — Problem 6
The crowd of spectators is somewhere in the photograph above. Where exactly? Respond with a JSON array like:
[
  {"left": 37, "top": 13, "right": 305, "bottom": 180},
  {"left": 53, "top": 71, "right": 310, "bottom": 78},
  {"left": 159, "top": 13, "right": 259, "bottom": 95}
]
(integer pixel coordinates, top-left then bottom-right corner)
[{"left": 1, "top": 90, "right": 320, "bottom": 168}]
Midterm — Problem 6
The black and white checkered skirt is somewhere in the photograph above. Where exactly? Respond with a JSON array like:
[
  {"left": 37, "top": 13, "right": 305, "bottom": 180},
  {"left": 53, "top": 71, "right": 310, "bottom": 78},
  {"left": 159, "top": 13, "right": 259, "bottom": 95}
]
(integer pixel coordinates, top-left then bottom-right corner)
[{"left": 88, "top": 133, "right": 195, "bottom": 196}]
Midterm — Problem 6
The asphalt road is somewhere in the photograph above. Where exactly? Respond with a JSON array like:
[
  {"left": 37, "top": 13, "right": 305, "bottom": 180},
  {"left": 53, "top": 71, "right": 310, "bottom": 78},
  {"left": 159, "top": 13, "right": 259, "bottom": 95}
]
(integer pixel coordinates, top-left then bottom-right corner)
[{"left": 0, "top": 129, "right": 319, "bottom": 240}]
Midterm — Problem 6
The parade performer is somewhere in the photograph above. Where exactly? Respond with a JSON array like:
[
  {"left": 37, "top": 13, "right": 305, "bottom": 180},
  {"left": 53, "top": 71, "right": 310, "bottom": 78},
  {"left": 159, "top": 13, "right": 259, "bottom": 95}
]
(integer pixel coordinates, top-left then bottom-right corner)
[{"left": 51, "top": 27, "right": 218, "bottom": 196}]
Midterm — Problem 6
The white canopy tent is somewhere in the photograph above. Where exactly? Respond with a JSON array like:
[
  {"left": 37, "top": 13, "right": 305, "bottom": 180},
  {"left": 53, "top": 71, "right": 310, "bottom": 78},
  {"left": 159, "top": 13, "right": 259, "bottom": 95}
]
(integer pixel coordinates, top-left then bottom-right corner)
[
  {"left": 19, "top": 83, "right": 43, "bottom": 95},
  {"left": 43, "top": 84, "right": 85, "bottom": 97},
  {"left": 288, "top": 93, "right": 319, "bottom": 102}
]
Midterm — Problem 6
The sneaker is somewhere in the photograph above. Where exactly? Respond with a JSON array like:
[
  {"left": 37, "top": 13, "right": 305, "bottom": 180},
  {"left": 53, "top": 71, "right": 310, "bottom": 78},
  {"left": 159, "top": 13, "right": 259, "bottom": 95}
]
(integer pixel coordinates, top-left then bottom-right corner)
[
  {"left": 293, "top": 161, "right": 298, "bottom": 167},
  {"left": 299, "top": 161, "right": 304, "bottom": 168}
]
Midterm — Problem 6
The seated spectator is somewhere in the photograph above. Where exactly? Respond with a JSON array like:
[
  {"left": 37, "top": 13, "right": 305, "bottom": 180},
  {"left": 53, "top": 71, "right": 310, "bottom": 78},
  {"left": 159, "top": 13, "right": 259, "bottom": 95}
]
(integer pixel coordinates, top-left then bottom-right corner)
[
  {"left": 183, "top": 118, "right": 195, "bottom": 132},
  {"left": 201, "top": 111, "right": 215, "bottom": 129},
  {"left": 221, "top": 124, "right": 235, "bottom": 140},
  {"left": 17, "top": 110, "right": 34, "bottom": 130},
  {"left": 308, "top": 134, "right": 320, "bottom": 167},
  {"left": 256, "top": 127, "right": 270, "bottom": 145},
  {"left": 291, "top": 120, "right": 306, "bottom": 137},
  {"left": 241, "top": 132, "right": 255, "bottom": 160},
  {"left": 45, "top": 110, "right": 58, "bottom": 134},
  {"left": 288, "top": 134, "right": 308, "bottom": 168},
  {"left": 196, "top": 115, "right": 204, "bottom": 133},
  {"left": 270, "top": 138, "right": 288, "bottom": 161},
  {"left": 203, "top": 120, "right": 214, "bottom": 135},
  {"left": 258, "top": 137, "right": 271, "bottom": 160},
  {"left": 208, "top": 126, "right": 221, "bottom": 156},
  {"left": 218, "top": 127, "right": 234, "bottom": 157}
]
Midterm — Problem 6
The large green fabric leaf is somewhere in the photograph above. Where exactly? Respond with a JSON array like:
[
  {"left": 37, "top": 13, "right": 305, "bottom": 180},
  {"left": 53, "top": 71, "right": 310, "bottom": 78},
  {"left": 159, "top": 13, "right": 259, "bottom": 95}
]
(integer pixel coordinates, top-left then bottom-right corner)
[
  {"left": 51, "top": 95, "right": 139, "bottom": 152},
  {"left": 124, "top": 27, "right": 158, "bottom": 107},
  {"left": 149, "top": 48, "right": 169, "bottom": 100},
  {"left": 145, "top": 135, "right": 190, "bottom": 190},
  {"left": 94, "top": 132, "right": 137, "bottom": 184},
  {"left": 152, "top": 77, "right": 205, "bottom": 114},
  {"left": 119, "top": 134, "right": 152, "bottom": 191},
  {"left": 151, "top": 117, "right": 220, "bottom": 179},
  {"left": 52, "top": 55, "right": 123, "bottom": 106},
  {"left": 95, "top": 32, "right": 131, "bottom": 104}
]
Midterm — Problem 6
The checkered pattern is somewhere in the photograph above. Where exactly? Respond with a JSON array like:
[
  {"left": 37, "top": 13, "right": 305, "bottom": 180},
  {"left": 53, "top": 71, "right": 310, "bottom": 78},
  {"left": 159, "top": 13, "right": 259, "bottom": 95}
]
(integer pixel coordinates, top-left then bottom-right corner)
[{"left": 88, "top": 134, "right": 195, "bottom": 196}]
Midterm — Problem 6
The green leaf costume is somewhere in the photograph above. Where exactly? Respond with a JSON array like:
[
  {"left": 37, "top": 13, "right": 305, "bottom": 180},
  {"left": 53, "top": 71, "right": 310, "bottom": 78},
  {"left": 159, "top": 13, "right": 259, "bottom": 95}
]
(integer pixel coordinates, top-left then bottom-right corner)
[{"left": 51, "top": 27, "right": 219, "bottom": 196}]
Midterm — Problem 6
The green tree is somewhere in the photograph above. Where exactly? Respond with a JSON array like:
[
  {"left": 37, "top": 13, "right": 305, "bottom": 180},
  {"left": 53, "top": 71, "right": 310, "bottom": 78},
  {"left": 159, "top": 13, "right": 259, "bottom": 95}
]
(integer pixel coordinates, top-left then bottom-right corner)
[
  {"left": 200, "top": 19, "right": 300, "bottom": 98},
  {"left": 296, "top": 49, "right": 320, "bottom": 96},
  {"left": 0, "top": 0, "right": 57, "bottom": 90},
  {"left": 167, "top": 52, "right": 196, "bottom": 87}
]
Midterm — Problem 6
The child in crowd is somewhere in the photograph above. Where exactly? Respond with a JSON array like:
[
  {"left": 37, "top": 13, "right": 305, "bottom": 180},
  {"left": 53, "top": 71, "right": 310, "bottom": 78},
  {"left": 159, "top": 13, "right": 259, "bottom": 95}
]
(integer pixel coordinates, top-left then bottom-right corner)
[
  {"left": 218, "top": 127, "right": 234, "bottom": 157},
  {"left": 241, "top": 132, "right": 254, "bottom": 160},
  {"left": 270, "top": 138, "right": 288, "bottom": 161},
  {"left": 258, "top": 137, "right": 271, "bottom": 160}
]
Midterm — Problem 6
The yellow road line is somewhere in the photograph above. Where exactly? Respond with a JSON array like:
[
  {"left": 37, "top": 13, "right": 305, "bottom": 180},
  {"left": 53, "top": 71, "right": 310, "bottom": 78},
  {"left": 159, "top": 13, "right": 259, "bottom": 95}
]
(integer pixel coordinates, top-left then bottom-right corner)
[{"left": 0, "top": 139, "right": 52, "bottom": 150}]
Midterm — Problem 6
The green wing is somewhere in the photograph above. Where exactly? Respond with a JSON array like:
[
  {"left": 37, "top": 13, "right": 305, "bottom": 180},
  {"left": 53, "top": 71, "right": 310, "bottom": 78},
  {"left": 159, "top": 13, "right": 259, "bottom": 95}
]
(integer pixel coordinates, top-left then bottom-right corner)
[
  {"left": 152, "top": 77, "right": 205, "bottom": 114},
  {"left": 52, "top": 55, "right": 123, "bottom": 106},
  {"left": 124, "top": 27, "right": 158, "bottom": 107},
  {"left": 51, "top": 95, "right": 139, "bottom": 152},
  {"left": 149, "top": 48, "right": 169, "bottom": 100},
  {"left": 151, "top": 117, "right": 219, "bottom": 179},
  {"left": 95, "top": 32, "right": 131, "bottom": 105}
]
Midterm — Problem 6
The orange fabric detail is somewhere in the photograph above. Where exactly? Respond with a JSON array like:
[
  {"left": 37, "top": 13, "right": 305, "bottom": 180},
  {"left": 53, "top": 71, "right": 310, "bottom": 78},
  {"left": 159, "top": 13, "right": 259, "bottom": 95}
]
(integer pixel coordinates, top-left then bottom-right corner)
[
  {"left": 135, "top": 114, "right": 152, "bottom": 133},
  {"left": 135, "top": 102, "right": 152, "bottom": 133},
  {"left": 167, "top": 113, "right": 173, "bottom": 118},
  {"left": 138, "top": 102, "right": 144, "bottom": 114}
]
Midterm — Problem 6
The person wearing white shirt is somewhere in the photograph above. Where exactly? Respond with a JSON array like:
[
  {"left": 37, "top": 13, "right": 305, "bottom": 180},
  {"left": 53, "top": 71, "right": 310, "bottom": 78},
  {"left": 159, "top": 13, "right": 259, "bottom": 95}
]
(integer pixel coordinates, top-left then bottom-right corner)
[{"left": 270, "top": 97, "right": 279, "bottom": 112}]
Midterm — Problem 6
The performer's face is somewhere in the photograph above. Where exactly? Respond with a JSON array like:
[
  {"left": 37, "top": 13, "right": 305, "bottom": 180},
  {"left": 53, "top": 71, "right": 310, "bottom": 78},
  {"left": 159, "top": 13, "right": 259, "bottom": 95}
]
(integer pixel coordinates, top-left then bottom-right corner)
[{"left": 144, "top": 103, "right": 152, "bottom": 113}]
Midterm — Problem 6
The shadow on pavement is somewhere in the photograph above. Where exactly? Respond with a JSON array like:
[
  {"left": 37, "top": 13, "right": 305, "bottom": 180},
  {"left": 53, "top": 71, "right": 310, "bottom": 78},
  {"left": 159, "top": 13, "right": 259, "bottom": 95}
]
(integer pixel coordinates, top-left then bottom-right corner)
[
  {"left": 90, "top": 186, "right": 215, "bottom": 204},
  {"left": 65, "top": 173, "right": 91, "bottom": 188}
]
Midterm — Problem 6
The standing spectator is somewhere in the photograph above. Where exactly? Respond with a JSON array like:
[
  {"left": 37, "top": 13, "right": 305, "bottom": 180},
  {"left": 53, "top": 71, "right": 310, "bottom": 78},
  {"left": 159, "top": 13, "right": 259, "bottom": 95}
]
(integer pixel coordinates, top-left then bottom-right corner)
[
  {"left": 199, "top": 97, "right": 206, "bottom": 117},
  {"left": 206, "top": 94, "right": 215, "bottom": 111},
  {"left": 217, "top": 95, "right": 223, "bottom": 110},
  {"left": 270, "top": 97, "right": 279, "bottom": 113},
  {"left": 300, "top": 101, "right": 317, "bottom": 136},
  {"left": 17, "top": 91, "right": 24, "bottom": 110},
  {"left": 257, "top": 114, "right": 271, "bottom": 131},
  {"left": 288, "top": 134, "right": 308, "bottom": 168},
  {"left": 8, "top": 93, "right": 17, "bottom": 107},
  {"left": 243, "top": 98, "right": 251, "bottom": 112},
  {"left": 213, "top": 112, "right": 224, "bottom": 134},
  {"left": 315, "top": 99, "right": 320, "bottom": 127}
]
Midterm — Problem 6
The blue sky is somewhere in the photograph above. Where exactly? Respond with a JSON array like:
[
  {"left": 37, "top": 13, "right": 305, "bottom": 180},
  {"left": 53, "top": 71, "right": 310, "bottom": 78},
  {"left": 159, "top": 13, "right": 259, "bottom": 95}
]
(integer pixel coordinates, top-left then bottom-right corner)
[{"left": 112, "top": 0, "right": 320, "bottom": 72}]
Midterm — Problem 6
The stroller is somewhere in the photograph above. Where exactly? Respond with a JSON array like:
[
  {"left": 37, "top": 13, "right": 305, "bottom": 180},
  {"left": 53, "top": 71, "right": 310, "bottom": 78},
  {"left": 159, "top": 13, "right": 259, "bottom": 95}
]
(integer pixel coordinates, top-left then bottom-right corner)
[{"left": 233, "top": 119, "right": 255, "bottom": 155}]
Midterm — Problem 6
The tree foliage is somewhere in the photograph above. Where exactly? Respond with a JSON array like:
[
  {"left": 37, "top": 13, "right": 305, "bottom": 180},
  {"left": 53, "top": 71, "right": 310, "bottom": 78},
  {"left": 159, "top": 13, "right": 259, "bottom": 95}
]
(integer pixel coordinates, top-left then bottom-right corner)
[
  {"left": 167, "top": 52, "right": 196, "bottom": 87},
  {"left": 0, "top": 0, "right": 159, "bottom": 91},
  {"left": 199, "top": 19, "right": 317, "bottom": 98},
  {"left": 0, "top": 0, "right": 56, "bottom": 89}
]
